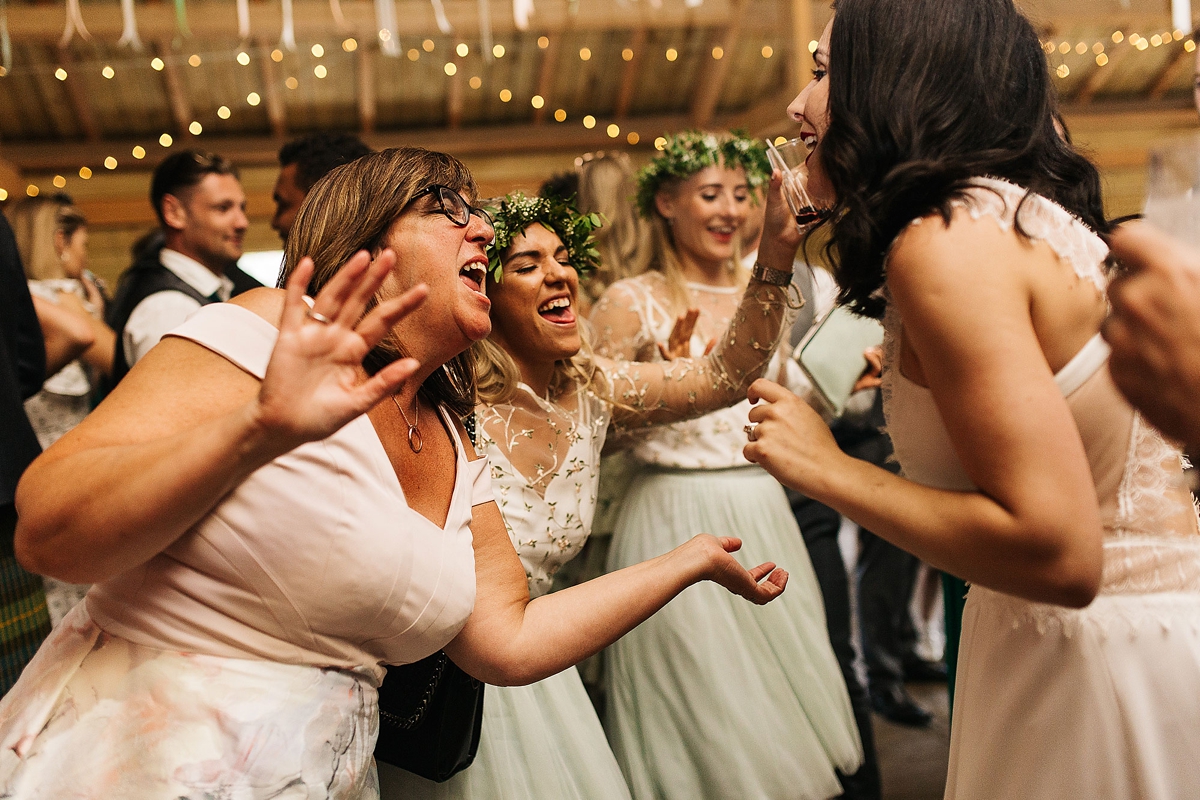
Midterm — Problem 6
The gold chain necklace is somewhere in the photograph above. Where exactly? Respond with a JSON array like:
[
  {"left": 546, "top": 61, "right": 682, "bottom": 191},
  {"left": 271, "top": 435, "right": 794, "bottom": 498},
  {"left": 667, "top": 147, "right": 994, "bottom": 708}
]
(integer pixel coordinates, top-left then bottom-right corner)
[{"left": 392, "top": 394, "right": 423, "bottom": 453}]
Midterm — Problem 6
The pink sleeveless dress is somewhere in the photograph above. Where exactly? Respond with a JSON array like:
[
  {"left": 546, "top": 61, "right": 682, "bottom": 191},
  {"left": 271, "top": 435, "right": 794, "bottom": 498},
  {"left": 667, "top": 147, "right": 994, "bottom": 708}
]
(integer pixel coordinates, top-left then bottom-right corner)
[
  {"left": 882, "top": 179, "right": 1200, "bottom": 799},
  {"left": 0, "top": 303, "right": 487, "bottom": 799}
]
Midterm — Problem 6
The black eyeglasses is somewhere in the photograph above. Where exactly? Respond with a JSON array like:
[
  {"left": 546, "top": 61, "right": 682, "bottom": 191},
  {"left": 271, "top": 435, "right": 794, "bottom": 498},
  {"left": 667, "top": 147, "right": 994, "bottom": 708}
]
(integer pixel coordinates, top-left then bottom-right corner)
[{"left": 410, "top": 185, "right": 495, "bottom": 233}]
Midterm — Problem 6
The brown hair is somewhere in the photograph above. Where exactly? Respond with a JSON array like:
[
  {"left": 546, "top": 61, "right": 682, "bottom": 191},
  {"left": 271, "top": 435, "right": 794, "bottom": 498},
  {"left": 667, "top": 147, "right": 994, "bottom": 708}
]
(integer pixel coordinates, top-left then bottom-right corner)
[
  {"left": 7, "top": 195, "right": 87, "bottom": 281},
  {"left": 281, "top": 147, "right": 479, "bottom": 417}
]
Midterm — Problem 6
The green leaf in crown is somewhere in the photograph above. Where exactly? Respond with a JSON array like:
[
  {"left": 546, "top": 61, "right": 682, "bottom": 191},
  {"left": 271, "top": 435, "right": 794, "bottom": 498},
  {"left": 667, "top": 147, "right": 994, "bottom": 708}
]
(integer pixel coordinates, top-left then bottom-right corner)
[
  {"left": 484, "top": 191, "right": 604, "bottom": 282},
  {"left": 635, "top": 129, "right": 771, "bottom": 219}
]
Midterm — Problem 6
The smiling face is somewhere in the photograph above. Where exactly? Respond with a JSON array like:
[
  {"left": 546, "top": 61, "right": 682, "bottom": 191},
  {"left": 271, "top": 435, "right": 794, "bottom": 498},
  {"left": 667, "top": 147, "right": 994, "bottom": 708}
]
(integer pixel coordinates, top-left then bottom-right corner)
[
  {"left": 379, "top": 189, "right": 495, "bottom": 362},
  {"left": 655, "top": 164, "right": 751, "bottom": 270},
  {"left": 786, "top": 18, "right": 835, "bottom": 206},
  {"left": 486, "top": 223, "right": 582, "bottom": 377},
  {"left": 162, "top": 173, "right": 249, "bottom": 273}
]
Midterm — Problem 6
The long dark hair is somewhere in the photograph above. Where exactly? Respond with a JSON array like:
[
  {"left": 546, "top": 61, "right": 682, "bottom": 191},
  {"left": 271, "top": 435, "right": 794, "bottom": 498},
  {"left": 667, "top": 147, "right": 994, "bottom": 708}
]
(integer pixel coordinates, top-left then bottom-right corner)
[{"left": 816, "top": 0, "right": 1109, "bottom": 318}]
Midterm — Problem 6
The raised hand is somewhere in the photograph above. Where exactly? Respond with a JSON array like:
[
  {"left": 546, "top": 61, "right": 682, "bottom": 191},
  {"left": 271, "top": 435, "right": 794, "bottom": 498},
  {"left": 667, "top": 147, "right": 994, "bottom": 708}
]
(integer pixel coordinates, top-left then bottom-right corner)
[
  {"left": 743, "top": 378, "right": 846, "bottom": 496},
  {"left": 253, "top": 249, "right": 428, "bottom": 448},
  {"left": 692, "top": 534, "right": 788, "bottom": 605},
  {"left": 1104, "top": 221, "right": 1200, "bottom": 448},
  {"left": 657, "top": 308, "right": 716, "bottom": 360}
]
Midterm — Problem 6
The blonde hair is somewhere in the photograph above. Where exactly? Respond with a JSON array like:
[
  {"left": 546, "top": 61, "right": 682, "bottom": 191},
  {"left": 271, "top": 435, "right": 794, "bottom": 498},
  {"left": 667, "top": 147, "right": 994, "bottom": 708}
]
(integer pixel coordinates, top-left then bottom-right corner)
[
  {"left": 646, "top": 183, "right": 748, "bottom": 315},
  {"left": 8, "top": 196, "right": 87, "bottom": 281},
  {"left": 575, "top": 152, "right": 651, "bottom": 303},
  {"left": 472, "top": 333, "right": 603, "bottom": 407},
  {"left": 281, "top": 147, "right": 479, "bottom": 417}
]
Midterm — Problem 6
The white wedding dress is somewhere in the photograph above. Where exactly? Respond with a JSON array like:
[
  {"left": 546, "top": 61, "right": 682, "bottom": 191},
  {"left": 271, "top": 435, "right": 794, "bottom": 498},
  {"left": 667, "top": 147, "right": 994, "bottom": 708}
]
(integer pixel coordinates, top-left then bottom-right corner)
[
  {"left": 882, "top": 178, "right": 1200, "bottom": 799},
  {"left": 382, "top": 263, "right": 797, "bottom": 799}
]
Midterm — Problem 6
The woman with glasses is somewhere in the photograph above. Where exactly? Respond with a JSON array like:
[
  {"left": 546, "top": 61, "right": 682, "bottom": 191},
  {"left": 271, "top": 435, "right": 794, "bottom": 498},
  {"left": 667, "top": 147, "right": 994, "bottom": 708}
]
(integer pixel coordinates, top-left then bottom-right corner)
[
  {"left": 0, "top": 148, "right": 787, "bottom": 799},
  {"left": 382, "top": 187, "right": 797, "bottom": 799}
]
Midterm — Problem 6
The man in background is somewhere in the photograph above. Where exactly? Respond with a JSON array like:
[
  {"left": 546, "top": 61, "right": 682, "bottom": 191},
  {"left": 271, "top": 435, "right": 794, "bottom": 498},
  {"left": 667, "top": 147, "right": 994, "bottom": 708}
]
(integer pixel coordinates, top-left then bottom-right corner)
[
  {"left": 271, "top": 133, "right": 372, "bottom": 243},
  {"left": 106, "top": 150, "right": 257, "bottom": 386}
]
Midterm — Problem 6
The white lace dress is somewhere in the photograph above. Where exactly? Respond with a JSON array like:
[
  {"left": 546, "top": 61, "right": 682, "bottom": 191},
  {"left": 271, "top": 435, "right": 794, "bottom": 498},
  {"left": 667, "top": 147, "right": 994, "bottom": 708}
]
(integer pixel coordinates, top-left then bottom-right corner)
[
  {"left": 591, "top": 272, "right": 863, "bottom": 800},
  {"left": 881, "top": 178, "right": 1200, "bottom": 799},
  {"left": 381, "top": 271, "right": 797, "bottom": 799}
]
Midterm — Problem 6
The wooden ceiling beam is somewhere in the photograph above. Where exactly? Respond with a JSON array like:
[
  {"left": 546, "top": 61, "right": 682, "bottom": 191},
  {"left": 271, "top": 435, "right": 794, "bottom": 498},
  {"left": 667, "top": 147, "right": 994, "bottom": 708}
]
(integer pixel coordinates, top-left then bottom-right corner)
[
  {"left": 6, "top": 0, "right": 737, "bottom": 41},
  {"left": 1072, "top": 43, "right": 1132, "bottom": 104},
  {"left": 255, "top": 38, "right": 287, "bottom": 138},
  {"left": 615, "top": 28, "right": 647, "bottom": 120},
  {"left": 531, "top": 35, "right": 560, "bottom": 125},
  {"left": 446, "top": 52, "right": 464, "bottom": 130},
  {"left": 4, "top": 113, "right": 702, "bottom": 171},
  {"left": 791, "top": 0, "right": 816, "bottom": 93},
  {"left": 56, "top": 47, "right": 101, "bottom": 142},
  {"left": 1149, "top": 44, "right": 1195, "bottom": 100},
  {"left": 357, "top": 45, "right": 376, "bottom": 134},
  {"left": 689, "top": 0, "right": 747, "bottom": 128},
  {"left": 154, "top": 41, "right": 195, "bottom": 140}
]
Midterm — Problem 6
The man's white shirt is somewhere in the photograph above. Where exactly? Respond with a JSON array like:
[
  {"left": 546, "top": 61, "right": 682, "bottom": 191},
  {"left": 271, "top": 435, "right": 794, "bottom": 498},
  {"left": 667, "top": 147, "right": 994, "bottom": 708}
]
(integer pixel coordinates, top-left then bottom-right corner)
[{"left": 122, "top": 249, "right": 234, "bottom": 367}]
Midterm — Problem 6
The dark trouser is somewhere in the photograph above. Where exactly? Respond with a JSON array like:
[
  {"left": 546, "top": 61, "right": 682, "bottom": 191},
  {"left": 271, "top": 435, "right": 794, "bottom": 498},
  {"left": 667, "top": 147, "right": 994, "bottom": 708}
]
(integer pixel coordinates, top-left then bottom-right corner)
[
  {"left": 0, "top": 504, "right": 49, "bottom": 696},
  {"left": 857, "top": 530, "right": 920, "bottom": 694},
  {"left": 790, "top": 490, "right": 881, "bottom": 800}
]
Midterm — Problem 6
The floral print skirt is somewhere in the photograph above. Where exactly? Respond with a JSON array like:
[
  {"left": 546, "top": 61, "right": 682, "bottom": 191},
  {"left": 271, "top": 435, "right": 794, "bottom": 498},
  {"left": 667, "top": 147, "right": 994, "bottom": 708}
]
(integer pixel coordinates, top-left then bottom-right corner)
[{"left": 0, "top": 603, "right": 380, "bottom": 799}]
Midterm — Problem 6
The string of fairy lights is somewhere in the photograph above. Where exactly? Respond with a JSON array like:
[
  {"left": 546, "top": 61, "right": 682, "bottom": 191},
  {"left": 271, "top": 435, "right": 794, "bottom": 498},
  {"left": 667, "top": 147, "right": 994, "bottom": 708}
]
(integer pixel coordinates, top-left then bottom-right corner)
[
  {"left": 1, "top": 32, "right": 785, "bottom": 202},
  {"left": 1, "top": 20, "right": 1195, "bottom": 202}
]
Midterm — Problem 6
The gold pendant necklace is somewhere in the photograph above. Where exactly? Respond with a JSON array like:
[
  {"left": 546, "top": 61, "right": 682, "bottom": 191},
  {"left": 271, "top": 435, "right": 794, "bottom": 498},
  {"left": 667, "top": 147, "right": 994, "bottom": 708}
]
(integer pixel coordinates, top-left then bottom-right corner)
[{"left": 392, "top": 394, "right": 423, "bottom": 453}]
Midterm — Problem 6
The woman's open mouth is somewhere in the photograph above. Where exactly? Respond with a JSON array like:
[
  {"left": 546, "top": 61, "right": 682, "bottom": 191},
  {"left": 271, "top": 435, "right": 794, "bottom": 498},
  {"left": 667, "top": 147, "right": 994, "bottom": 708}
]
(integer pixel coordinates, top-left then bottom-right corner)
[
  {"left": 538, "top": 296, "right": 576, "bottom": 325},
  {"left": 459, "top": 263, "right": 486, "bottom": 295}
]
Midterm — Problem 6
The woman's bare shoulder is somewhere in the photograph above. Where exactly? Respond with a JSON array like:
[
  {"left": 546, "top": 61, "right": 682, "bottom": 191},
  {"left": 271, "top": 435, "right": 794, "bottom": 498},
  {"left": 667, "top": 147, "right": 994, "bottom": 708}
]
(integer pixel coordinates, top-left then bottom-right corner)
[{"left": 229, "top": 286, "right": 286, "bottom": 328}]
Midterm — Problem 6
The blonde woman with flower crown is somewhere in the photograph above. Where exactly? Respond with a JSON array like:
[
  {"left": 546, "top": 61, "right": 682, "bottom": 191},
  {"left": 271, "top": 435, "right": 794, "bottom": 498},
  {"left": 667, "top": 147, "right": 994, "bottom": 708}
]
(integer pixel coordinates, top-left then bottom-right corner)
[
  {"left": 590, "top": 131, "right": 862, "bottom": 800},
  {"left": 381, "top": 187, "right": 797, "bottom": 799}
]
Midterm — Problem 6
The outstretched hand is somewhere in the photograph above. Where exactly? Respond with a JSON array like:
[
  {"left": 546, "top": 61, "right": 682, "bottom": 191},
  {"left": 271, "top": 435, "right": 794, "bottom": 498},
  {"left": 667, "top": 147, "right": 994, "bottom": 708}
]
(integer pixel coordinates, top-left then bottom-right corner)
[
  {"left": 658, "top": 308, "right": 716, "bottom": 360},
  {"left": 743, "top": 378, "right": 845, "bottom": 497},
  {"left": 253, "top": 249, "right": 428, "bottom": 448},
  {"left": 693, "top": 534, "right": 788, "bottom": 605}
]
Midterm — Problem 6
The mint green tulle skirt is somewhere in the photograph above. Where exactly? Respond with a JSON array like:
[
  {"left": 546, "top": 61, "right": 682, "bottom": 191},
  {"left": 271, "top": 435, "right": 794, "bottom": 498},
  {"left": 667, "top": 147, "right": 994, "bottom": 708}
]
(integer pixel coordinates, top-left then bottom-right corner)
[
  {"left": 605, "top": 466, "right": 862, "bottom": 800},
  {"left": 378, "top": 665, "right": 631, "bottom": 800}
]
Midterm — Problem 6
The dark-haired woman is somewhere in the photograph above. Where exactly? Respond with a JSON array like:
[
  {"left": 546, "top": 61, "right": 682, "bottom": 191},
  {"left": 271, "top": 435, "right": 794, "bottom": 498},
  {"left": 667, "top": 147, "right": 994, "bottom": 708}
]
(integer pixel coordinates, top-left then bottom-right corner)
[
  {"left": 0, "top": 148, "right": 786, "bottom": 798},
  {"left": 745, "top": 4, "right": 1200, "bottom": 798}
]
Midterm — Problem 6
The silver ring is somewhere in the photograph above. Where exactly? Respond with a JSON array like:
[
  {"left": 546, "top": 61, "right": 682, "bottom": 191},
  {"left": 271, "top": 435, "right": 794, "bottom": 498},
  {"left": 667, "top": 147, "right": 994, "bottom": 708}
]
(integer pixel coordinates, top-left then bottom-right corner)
[
  {"left": 306, "top": 308, "right": 333, "bottom": 325},
  {"left": 743, "top": 424, "right": 757, "bottom": 441}
]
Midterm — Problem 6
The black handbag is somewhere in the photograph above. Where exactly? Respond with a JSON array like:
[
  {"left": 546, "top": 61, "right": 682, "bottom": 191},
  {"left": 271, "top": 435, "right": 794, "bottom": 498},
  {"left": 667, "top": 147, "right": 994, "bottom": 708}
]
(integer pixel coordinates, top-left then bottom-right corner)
[
  {"left": 374, "top": 650, "right": 485, "bottom": 781},
  {"left": 373, "top": 411, "right": 484, "bottom": 782}
]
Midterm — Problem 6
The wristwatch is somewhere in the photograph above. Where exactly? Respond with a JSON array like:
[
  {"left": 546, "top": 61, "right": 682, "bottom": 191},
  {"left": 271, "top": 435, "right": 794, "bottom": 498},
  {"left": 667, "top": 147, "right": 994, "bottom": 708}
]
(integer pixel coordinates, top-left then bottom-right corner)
[{"left": 750, "top": 260, "right": 794, "bottom": 286}]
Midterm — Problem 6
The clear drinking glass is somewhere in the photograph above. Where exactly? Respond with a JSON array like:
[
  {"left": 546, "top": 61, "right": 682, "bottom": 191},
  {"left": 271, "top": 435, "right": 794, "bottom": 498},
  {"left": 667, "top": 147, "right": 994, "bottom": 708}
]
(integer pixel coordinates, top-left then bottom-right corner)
[
  {"left": 766, "top": 137, "right": 830, "bottom": 228},
  {"left": 1143, "top": 134, "right": 1200, "bottom": 249}
]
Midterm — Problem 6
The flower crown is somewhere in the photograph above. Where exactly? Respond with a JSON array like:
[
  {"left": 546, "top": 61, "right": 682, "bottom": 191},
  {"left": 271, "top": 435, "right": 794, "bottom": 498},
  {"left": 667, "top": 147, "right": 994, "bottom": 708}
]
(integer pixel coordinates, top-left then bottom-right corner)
[
  {"left": 484, "top": 191, "right": 603, "bottom": 281},
  {"left": 635, "top": 129, "right": 771, "bottom": 219}
]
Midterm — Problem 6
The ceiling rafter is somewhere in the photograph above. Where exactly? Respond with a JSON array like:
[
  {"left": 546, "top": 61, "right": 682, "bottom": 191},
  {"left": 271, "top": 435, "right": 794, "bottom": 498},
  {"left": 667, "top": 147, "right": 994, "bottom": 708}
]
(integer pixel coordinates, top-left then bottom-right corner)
[
  {"left": 154, "top": 41, "right": 195, "bottom": 139},
  {"left": 689, "top": 0, "right": 747, "bottom": 128},
  {"left": 446, "top": 52, "right": 464, "bottom": 130},
  {"left": 531, "top": 35, "right": 560, "bottom": 125},
  {"left": 6, "top": 0, "right": 738, "bottom": 42},
  {"left": 56, "top": 47, "right": 101, "bottom": 141},
  {"left": 1073, "top": 43, "right": 1133, "bottom": 104},
  {"left": 357, "top": 44, "right": 376, "bottom": 134},
  {"left": 255, "top": 38, "right": 287, "bottom": 138},
  {"left": 615, "top": 27, "right": 647, "bottom": 120},
  {"left": 1149, "top": 43, "right": 1194, "bottom": 100}
]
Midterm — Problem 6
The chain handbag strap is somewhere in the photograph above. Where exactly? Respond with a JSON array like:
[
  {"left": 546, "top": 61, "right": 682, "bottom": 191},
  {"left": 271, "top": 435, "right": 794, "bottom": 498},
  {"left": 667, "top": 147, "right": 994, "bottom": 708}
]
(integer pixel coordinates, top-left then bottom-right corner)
[{"left": 379, "top": 651, "right": 449, "bottom": 731}]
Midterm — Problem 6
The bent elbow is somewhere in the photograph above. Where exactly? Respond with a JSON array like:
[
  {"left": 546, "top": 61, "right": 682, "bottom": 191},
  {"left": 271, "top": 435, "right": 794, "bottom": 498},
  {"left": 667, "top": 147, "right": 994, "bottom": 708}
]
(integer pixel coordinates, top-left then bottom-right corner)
[{"left": 1043, "top": 535, "right": 1103, "bottom": 609}]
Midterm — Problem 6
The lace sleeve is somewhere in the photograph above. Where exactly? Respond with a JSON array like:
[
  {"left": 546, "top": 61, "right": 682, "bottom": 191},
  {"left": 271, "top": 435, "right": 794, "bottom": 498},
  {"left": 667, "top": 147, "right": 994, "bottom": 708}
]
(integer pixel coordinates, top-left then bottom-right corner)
[
  {"left": 598, "top": 280, "right": 794, "bottom": 429},
  {"left": 589, "top": 281, "right": 656, "bottom": 361}
]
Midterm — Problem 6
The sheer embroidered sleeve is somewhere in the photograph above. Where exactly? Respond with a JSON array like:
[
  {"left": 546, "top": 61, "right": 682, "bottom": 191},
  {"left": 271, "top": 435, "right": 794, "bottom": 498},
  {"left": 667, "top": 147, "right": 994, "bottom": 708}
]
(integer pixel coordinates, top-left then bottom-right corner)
[{"left": 594, "top": 279, "right": 794, "bottom": 429}]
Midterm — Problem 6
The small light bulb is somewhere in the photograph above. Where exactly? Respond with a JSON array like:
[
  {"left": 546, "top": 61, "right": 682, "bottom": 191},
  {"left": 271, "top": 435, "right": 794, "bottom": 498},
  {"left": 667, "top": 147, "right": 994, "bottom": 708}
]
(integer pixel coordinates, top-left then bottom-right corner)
[
  {"left": 554, "top": 108, "right": 567, "bottom": 122},
  {"left": 538, "top": 36, "right": 549, "bottom": 49},
  {"left": 247, "top": 92, "right": 261, "bottom": 106},
  {"left": 443, "top": 62, "right": 457, "bottom": 76},
  {"left": 159, "top": 133, "right": 174, "bottom": 146},
  {"left": 151, "top": 57, "right": 165, "bottom": 71},
  {"left": 189, "top": 121, "right": 203, "bottom": 135},
  {"left": 217, "top": 105, "right": 231, "bottom": 119},
  {"left": 607, "top": 123, "right": 620, "bottom": 138},
  {"left": 312, "top": 44, "right": 325, "bottom": 58},
  {"left": 78, "top": 167, "right": 92, "bottom": 179},
  {"left": 55, "top": 68, "right": 68, "bottom": 81},
  {"left": 102, "top": 65, "right": 115, "bottom": 79},
  {"left": 582, "top": 115, "right": 596, "bottom": 129},
  {"left": 52, "top": 175, "right": 66, "bottom": 188},
  {"left": 132, "top": 145, "right": 146, "bottom": 158},
  {"left": 457, "top": 42, "right": 469, "bottom": 57},
  {"left": 469, "top": 76, "right": 482, "bottom": 89},
  {"left": 343, "top": 38, "right": 358, "bottom": 52},
  {"left": 188, "top": 54, "right": 202, "bottom": 67},
  {"left": 314, "top": 64, "right": 328, "bottom": 78},
  {"left": 237, "top": 51, "right": 251, "bottom": 65},
  {"left": 499, "top": 88, "right": 513, "bottom": 102},
  {"left": 665, "top": 48, "right": 678, "bottom": 62},
  {"left": 104, "top": 156, "right": 118, "bottom": 169},
  {"left": 627, "top": 132, "right": 640, "bottom": 145}
]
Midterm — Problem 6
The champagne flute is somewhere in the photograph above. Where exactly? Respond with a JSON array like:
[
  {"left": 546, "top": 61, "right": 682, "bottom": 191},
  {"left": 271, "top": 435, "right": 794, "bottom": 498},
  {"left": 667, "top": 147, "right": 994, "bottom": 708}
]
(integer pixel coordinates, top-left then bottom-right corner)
[{"left": 767, "top": 137, "right": 830, "bottom": 228}]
